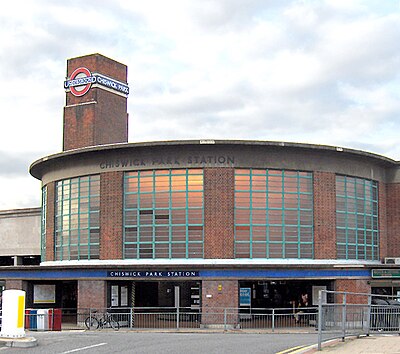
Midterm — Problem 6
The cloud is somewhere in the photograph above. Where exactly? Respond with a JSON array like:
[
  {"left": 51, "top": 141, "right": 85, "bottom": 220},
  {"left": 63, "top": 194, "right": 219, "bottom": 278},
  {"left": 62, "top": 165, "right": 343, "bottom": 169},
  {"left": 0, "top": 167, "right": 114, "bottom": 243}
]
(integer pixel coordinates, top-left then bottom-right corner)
[
  {"left": 0, "top": 151, "right": 44, "bottom": 177},
  {"left": 0, "top": 0, "right": 400, "bottom": 210}
]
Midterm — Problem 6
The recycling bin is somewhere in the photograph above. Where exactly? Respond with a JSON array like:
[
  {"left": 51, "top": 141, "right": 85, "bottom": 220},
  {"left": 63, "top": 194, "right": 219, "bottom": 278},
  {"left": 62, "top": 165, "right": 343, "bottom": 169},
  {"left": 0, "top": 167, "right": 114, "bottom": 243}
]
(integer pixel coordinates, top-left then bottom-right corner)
[{"left": 37, "top": 309, "right": 49, "bottom": 331}]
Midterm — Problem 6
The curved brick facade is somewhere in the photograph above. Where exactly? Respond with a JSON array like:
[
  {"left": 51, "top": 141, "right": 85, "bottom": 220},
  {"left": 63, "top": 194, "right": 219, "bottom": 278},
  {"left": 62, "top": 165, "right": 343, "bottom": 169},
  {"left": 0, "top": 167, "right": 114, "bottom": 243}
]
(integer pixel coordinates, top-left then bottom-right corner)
[{"left": 5, "top": 54, "right": 400, "bottom": 314}]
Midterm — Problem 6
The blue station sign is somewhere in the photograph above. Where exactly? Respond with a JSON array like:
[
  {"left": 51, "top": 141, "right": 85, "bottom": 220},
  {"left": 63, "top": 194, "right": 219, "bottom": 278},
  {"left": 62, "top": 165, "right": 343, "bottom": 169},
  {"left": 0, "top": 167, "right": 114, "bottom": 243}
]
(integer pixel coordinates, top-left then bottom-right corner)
[{"left": 107, "top": 271, "right": 199, "bottom": 278}]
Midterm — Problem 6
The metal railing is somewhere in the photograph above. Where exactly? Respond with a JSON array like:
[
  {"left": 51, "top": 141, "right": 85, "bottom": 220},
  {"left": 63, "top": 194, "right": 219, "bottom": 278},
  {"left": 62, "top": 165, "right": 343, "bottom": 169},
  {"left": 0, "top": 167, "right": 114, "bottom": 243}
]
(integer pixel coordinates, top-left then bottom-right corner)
[
  {"left": 316, "top": 290, "right": 400, "bottom": 351},
  {"left": 20, "top": 293, "right": 400, "bottom": 347},
  {"left": 55, "top": 306, "right": 318, "bottom": 331}
]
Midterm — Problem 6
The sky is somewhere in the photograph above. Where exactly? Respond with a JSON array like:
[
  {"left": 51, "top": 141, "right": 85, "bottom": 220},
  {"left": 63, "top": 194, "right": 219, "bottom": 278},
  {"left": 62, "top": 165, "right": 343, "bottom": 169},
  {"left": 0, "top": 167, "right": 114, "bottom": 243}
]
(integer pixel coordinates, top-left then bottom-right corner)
[{"left": 0, "top": 0, "right": 399, "bottom": 210}]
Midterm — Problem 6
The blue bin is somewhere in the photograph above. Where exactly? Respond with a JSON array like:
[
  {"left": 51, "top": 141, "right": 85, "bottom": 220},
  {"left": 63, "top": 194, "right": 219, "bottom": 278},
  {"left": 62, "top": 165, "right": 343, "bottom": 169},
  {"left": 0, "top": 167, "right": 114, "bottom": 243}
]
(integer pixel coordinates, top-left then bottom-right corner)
[{"left": 29, "top": 309, "right": 37, "bottom": 330}]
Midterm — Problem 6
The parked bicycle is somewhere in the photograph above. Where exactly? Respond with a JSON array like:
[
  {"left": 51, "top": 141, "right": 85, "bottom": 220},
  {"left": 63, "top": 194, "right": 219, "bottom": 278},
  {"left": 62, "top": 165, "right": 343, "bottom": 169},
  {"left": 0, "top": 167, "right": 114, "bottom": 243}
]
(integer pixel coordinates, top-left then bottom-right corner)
[{"left": 85, "top": 311, "right": 120, "bottom": 330}]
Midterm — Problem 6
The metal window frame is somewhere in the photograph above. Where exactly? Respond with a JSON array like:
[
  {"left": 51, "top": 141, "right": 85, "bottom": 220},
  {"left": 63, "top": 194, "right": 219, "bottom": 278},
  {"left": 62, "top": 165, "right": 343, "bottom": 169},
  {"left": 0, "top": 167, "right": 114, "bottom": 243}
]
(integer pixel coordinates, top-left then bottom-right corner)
[
  {"left": 234, "top": 169, "right": 314, "bottom": 259},
  {"left": 54, "top": 175, "right": 100, "bottom": 261},
  {"left": 336, "top": 175, "right": 379, "bottom": 260},
  {"left": 123, "top": 169, "right": 204, "bottom": 259}
]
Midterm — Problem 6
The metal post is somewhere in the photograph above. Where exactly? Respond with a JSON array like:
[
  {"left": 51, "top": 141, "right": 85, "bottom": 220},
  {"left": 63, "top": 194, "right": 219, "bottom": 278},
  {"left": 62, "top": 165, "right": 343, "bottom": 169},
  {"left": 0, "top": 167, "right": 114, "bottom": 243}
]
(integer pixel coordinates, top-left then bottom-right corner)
[
  {"left": 176, "top": 306, "right": 180, "bottom": 330},
  {"left": 175, "top": 286, "right": 180, "bottom": 330},
  {"left": 342, "top": 293, "right": 347, "bottom": 342},
  {"left": 272, "top": 308, "right": 275, "bottom": 332},
  {"left": 129, "top": 307, "right": 133, "bottom": 329},
  {"left": 317, "top": 290, "right": 323, "bottom": 351},
  {"left": 224, "top": 308, "right": 227, "bottom": 331},
  {"left": 131, "top": 282, "right": 135, "bottom": 328},
  {"left": 366, "top": 294, "right": 371, "bottom": 336}
]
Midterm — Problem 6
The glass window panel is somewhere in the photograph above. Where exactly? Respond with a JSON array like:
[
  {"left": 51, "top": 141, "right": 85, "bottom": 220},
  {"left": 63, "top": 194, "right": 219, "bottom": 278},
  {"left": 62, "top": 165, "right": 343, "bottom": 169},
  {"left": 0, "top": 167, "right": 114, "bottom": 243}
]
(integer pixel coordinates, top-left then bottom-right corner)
[
  {"left": 139, "top": 243, "right": 153, "bottom": 258},
  {"left": 155, "top": 193, "right": 169, "bottom": 208},
  {"left": 125, "top": 227, "right": 137, "bottom": 243},
  {"left": 268, "top": 210, "right": 282, "bottom": 225},
  {"left": 235, "top": 226, "right": 250, "bottom": 241},
  {"left": 172, "top": 192, "right": 186, "bottom": 208},
  {"left": 124, "top": 244, "right": 137, "bottom": 259},
  {"left": 268, "top": 175, "right": 282, "bottom": 191},
  {"left": 155, "top": 243, "right": 170, "bottom": 258},
  {"left": 188, "top": 209, "right": 203, "bottom": 224},
  {"left": 252, "top": 193, "right": 267, "bottom": 208},
  {"left": 236, "top": 209, "right": 250, "bottom": 224},
  {"left": 336, "top": 176, "right": 378, "bottom": 260},
  {"left": 300, "top": 246, "right": 313, "bottom": 258},
  {"left": 252, "top": 209, "right": 266, "bottom": 224},
  {"left": 188, "top": 192, "right": 203, "bottom": 207},
  {"left": 171, "top": 210, "right": 186, "bottom": 224},
  {"left": 268, "top": 194, "right": 283, "bottom": 208},
  {"left": 235, "top": 243, "right": 250, "bottom": 258},
  {"left": 285, "top": 243, "right": 298, "bottom": 258},
  {"left": 55, "top": 175, "right": 100, "bottom": 261},
  {"left": 188, "top": 243, "right": 203, "bottom": 258},
  {"left": 269, "top": 226, "right": 283, "bottom": 241},
  {"left": 235, "top": 169, "right": 313, "bottom": 259},
  {"left": 124, "top": 169, "right": 203, "bottom": 259},
  {"left": 236, "top": 192, "right": 250, "bottom": 208},
  {"left": 269, "top": 243, "right": 283, "bottom": 258},
  {"left": 235, "top": 175, "right": 250, "bottom": 190},
  {"left": 252, "top": 176, "right": 266, "bottom": 191},
  {"left": 252, "top": 243, "right": 267, "bottom": 258},
  {"left": 171, "top": 243, "right": 186, "bottom": 258},
  {"left": 252, "top": 226, "right": 266, "bottom": 241},
  {"left": 188, "top": 226, "right": 203, "bottom": 242}
]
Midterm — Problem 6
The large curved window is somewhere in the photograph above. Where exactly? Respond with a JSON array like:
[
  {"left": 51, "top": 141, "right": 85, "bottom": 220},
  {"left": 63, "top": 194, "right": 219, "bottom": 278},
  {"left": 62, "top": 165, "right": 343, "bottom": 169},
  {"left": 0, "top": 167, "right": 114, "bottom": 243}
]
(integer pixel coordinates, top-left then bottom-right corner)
[
  {"left": 235, "top": 169, "right": 313, "bottom": 259},
  {"left": 336, "top": 176, "right": 378, "bottom": 260},
  {"left": 55, "top": 175, "right": 100, "bottom": 260},
  {"left": 124, "top": 169, "right": 204, "bottom": 259}
]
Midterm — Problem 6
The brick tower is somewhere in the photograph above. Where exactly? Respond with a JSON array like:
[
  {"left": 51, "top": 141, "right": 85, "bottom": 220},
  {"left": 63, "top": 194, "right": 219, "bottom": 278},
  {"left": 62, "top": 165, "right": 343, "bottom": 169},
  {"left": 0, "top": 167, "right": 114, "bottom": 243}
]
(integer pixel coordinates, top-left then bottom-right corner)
[{"left": 63, "top": 53, "right": 129, "bottom": 151}]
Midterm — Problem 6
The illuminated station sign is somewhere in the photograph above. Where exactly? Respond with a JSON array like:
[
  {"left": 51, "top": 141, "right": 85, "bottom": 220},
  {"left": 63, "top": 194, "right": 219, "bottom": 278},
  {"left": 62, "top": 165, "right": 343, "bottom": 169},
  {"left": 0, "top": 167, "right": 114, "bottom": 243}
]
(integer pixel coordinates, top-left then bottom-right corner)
[{"left": 64, "top": 67, "right": 129, "bottom": 97}]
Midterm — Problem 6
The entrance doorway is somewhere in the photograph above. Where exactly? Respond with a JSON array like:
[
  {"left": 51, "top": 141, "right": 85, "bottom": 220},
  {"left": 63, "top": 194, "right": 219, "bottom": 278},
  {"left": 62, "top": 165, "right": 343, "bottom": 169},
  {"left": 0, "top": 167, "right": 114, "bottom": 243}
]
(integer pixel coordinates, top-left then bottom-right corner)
[
  {"left": 239, "top": 280, "right": 333, "bottom": 309},
  {"left": 107, "top": 281, "right": 201, "bottom": 309}
]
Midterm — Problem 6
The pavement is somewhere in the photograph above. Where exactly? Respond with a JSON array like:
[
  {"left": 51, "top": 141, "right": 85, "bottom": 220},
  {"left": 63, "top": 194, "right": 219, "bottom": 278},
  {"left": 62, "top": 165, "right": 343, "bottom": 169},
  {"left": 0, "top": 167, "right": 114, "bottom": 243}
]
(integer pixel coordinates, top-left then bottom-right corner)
[
  {"left": 299, "top": 334, "right": 400, "bottom": 354},
  {"left": 1, "top": 330, "right": 399, "bottom": 352},
  {"left": 0, "top": 335, "right": 37, "bottom": 348}
]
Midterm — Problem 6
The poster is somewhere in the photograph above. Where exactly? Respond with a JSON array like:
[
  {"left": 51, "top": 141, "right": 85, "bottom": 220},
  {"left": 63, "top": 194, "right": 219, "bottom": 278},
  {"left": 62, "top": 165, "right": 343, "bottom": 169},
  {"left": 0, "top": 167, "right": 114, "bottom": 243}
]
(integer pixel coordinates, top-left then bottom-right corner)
[{"left": 33, "top": 284, "right": 56, "bottom": 304}]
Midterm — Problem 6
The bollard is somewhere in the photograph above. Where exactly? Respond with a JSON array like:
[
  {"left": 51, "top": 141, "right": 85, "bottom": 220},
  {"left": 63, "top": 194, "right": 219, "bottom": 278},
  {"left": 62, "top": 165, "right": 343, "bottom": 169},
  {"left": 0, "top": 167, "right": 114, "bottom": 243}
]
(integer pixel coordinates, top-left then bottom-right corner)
[{"left": 0, "top": 289, "right": 26, "bottom": 338}]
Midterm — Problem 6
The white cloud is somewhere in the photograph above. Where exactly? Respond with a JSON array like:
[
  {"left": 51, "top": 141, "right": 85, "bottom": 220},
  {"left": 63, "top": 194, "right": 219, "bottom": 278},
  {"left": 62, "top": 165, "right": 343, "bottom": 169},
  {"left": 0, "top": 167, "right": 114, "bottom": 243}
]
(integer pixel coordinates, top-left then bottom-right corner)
[{"left": 0, "top": 0, "right": 399, "bottom": 210}]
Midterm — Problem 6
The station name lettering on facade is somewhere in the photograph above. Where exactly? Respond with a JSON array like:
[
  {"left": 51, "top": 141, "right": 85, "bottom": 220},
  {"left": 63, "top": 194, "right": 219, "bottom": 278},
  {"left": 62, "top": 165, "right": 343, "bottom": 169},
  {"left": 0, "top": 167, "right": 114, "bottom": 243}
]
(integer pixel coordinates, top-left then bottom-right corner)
[
  {"left": 100, "top": 155, "right": 235, "bottom": 169},
  {"left": 108, "top": 271, "right": 199, "bottom": 278}
]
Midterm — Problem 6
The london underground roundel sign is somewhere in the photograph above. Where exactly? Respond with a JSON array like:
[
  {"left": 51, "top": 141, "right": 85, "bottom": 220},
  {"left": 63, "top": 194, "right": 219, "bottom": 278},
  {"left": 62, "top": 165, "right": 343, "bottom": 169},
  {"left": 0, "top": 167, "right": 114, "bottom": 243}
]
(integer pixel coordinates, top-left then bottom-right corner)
[
  {"left": 64, "top": 67, "right": 96, "bottom": 97},
  {"left": 64, "top": 67, "right": 129, "bottom": 97}
]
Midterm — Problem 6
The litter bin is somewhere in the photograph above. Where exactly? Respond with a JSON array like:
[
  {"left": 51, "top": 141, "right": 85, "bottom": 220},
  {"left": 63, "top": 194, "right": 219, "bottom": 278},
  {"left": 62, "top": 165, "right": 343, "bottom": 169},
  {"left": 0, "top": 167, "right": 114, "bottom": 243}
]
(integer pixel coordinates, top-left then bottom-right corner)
[
  {"left": 25, "top": 309, "right": 30, "bottom": 329},
  {"left": 29, "top": 309, "right": 38, "bottom": 330},
  {"left": 51, "top": 308, "right": 62, "bottom": 331},
  {"left": 37, "top": 309, "right": 49, "bottom": 331}
]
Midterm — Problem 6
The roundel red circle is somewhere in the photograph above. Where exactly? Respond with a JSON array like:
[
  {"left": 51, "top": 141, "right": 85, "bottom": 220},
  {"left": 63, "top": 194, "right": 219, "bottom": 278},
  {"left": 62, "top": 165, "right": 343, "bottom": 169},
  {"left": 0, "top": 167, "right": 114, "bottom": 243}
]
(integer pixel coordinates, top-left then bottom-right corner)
[{"left": 69, "top": 67, "right": 92, "bottom": 97}]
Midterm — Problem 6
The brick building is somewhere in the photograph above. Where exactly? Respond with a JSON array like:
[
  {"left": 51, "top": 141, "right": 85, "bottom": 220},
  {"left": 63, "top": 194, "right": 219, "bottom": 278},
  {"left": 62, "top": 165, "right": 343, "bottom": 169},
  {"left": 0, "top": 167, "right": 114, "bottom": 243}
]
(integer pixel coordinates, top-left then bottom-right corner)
[{"left": 1, "top": 53, "right": 400, "bottom": 316}]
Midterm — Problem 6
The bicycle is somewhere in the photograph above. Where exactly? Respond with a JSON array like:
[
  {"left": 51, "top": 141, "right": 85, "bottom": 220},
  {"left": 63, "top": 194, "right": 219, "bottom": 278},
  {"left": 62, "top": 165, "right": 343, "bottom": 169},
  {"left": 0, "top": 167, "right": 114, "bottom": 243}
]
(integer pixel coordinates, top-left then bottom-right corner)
[{"left": 85, "top": 311, "right": 120, "bottom": 330}]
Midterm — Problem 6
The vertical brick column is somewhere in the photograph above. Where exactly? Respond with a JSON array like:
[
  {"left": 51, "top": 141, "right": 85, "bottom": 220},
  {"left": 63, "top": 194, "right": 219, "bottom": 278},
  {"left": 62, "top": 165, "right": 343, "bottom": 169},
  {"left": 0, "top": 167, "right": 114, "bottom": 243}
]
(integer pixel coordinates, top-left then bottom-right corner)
[
  {"left": 78, "top": 280, "right": 107, "bottom": 310},
  {"left": 45, "top": 182, "right": 55, "bottom": 262},
  {"left": 63, "top": 54, "right": 128, "bottom": 151},
  {"left": 204, "top": 168, "right": 234, "bottom": 259},
  {"left": 313, "top": 171, "right": 336, "bottom": 259},
  {"left": 335, "top": 279, "right": 370, "bottom": 304},
  {"left": 201, "top": 280, "right": 239, "bottom": 326},
  {"left": 5, "top": 280, "right": 28, "bottom": 292},
  {"left": 387, "top": 183, "right": 400, "bottom": 256},
  {"left": 100, "top": 171, "right": 124, "bottom": 260},
  {"left": 378, "top": 182, "right": 388, "bottom": 259}
]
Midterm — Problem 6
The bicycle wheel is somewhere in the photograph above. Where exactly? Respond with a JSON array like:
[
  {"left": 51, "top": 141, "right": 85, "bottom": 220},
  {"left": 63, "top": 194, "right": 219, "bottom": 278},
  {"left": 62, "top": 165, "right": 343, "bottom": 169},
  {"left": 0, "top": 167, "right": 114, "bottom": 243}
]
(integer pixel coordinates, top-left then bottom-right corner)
[
  {"left": 85, "top": 316, "right": 99, "bottom": 330},
  {"left": 109, "top": 318, "right": 120, "bottom": 331}
]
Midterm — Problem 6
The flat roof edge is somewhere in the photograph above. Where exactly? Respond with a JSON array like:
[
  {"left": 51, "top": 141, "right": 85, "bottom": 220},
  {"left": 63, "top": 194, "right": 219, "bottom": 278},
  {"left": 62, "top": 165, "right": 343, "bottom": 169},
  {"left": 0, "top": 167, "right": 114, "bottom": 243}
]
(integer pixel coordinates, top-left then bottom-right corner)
[{"left": 29, "top": 139, "right": 399, "bottom": 179}]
